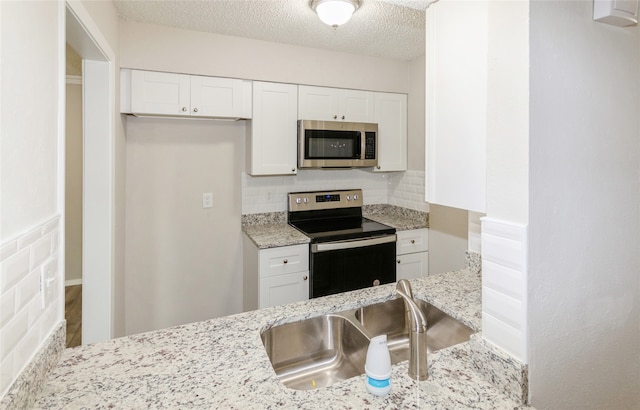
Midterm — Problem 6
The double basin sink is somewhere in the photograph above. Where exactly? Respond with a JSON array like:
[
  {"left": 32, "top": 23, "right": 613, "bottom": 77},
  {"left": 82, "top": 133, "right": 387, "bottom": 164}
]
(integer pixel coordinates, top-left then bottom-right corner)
[{"left": 261, "top": 297, "right": 474, "bottom": 390}]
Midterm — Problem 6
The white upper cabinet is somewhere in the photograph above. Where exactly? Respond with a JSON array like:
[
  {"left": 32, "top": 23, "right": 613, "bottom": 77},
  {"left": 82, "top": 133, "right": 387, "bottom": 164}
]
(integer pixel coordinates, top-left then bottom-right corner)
[
  {"left": 425, "top": 0, "right": 487, "bottom": 213},
  {"left": 190, "top": 75, "right": 245, "bottom": 118},
  {"left": 373, "top": 92, "right": 407, "bottom": 172},
  {"left": 130, "top": 70, "right": 191, "bottom": 116},
  {"left": 124, "top": 69, "right": 251, "bottom": 119},
  {"left": 246, "top": 81, "right": 298, "bottom": 176},
  {"left": 298, "top": 85, "right": 375, "bottom": 122}
]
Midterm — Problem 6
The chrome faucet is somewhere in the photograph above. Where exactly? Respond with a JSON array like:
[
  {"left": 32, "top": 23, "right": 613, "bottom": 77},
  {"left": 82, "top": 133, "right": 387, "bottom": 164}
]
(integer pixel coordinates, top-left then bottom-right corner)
[{"left": 395, "top": 279, "right": 428, "bottom": 381}]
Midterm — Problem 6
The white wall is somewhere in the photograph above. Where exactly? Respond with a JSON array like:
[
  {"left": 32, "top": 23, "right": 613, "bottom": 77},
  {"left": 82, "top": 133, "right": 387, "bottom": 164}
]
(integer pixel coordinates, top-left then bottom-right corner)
[
  {"left": 408, "top": 55, "right": 426, "bottom": 171},
  {"left": 125, "top": 117, "right": 245, "bottom": 335},
  {"left": 65, "top": 82, "right": 82, "bottom": 284},
  {"left": 0, "top": 0, "right": 63, "bottom": 397},
  {"left": 79, "top": 0, "right": 126, "bottom": 338},
  {"left": 120, "top": 22, "right": 410, "bottom": 94},
  {"left": 480, "top": 0, "right": 530, "bottom": 364},
  {"left": 528, "top": 1, "right": 640, "bottom": 408}
]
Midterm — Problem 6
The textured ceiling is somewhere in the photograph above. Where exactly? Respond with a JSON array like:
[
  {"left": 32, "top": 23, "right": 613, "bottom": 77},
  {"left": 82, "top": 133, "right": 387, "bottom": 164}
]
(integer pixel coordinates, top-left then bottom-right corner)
[{"left": 113, "top": 0, "right": 431, "bottom": 61}]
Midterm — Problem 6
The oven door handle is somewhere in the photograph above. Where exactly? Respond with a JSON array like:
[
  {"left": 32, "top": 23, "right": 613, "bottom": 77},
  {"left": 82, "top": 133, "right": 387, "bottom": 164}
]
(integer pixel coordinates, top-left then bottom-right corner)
[{"left": 311, "top": 234, "right": 397, "bottom": 253}]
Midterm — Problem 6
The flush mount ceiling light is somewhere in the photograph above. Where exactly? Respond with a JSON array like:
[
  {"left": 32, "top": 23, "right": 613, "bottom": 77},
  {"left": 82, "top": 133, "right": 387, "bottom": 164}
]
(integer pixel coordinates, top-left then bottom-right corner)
[{"left": 311, "top": 0, "right": 360, "bottom": 28}]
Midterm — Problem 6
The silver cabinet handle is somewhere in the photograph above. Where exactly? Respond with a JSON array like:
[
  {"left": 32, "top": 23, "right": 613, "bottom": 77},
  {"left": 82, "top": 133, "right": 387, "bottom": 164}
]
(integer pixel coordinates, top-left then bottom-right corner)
[
  {"left": 333, "top": 115, "right": 337, "bottom": 119},
  {"left": 411, "top": 240, "right": 415, "bottom": 244},
  {"left": 291, "top": 168, "right": 295, "bottom": 173},
  {"left": 341, "top": 115, "right": 345, "bottom": 120},
  {"left": 283, "top": 259, "right": 288, "bottom": 264},
  {"left": 303, "top": 275, "right": 308, "bottom": 281},
  {"left": 181, "top": 107, "right": 187, "bottom": 112},
  {"left": 397, "top": 259, "right": 401, "bottom": 264},
  {"left": 373, "top": 279, "right": 380, "bottom": 286},
  {"left": 193, "top": 107, "right": 199, "bottom": 113},
  {"left": 377, "top": 165, "right": 381, "bottom": 169}
]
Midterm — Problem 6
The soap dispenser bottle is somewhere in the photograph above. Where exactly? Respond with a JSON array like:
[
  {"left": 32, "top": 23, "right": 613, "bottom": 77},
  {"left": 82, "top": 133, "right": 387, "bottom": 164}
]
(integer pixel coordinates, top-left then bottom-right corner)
[{"left": 365, "top": 334, "right": 392, "bottom": 396}]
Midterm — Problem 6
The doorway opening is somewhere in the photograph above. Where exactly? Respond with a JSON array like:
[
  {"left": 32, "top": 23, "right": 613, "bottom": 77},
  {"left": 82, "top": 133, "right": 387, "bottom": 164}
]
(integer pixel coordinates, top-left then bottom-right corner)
[{"left": 64, "top": 45, "right": 83, "bottom": 346}]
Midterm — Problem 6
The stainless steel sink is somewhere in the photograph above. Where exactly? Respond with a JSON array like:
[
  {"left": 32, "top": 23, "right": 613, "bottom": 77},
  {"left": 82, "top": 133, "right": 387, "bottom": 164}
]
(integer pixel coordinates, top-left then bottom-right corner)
[
  {"left": 261, "top": 297, "right": 474, "bottom": 390},
  {"left": 354, "top": 298, "right": 474, "bottom": 363},
  {"left": 261, "top": 314, "right": 369, "bottom": 390}
]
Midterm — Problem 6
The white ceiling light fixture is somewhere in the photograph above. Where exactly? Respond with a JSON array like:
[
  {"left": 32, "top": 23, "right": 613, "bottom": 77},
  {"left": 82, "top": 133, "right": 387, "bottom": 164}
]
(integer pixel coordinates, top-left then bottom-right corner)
[{"left": 311, "top": 0, "right": 360, "bottom": 28}]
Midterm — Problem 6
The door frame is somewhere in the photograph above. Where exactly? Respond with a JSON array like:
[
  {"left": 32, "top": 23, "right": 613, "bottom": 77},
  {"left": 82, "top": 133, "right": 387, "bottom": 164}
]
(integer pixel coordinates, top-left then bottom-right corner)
[{"left": 63, "top": 1, "right": 116, "bottom": 344}]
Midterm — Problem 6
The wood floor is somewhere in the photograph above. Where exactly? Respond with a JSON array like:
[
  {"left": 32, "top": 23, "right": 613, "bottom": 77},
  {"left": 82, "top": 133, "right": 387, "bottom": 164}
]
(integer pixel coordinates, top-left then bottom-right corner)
[{"left": 65, "top": 285, "right": 82, "bottom": 348}]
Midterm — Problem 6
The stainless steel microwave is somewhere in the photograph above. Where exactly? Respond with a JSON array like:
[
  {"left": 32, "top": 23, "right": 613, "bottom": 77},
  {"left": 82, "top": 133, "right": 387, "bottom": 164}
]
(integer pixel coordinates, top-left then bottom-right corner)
[{"left": 298, "top": 120, "right": 378, "bottom": 168}]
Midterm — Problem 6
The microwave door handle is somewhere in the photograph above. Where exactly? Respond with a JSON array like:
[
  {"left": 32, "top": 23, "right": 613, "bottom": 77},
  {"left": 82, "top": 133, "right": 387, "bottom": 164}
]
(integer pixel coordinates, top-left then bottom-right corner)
[
  {"left": 355, "top": 131, "right": 362, "bottom": 158},
  {"left": 312, "top": 235, "right": 396, "bottom": 253}
]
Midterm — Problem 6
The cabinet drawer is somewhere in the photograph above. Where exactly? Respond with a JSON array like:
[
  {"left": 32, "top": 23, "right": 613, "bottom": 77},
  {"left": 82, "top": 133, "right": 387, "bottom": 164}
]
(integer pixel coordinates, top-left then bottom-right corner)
[
  {"left": 396, "top": 228, "right": 429, "bottom": 255},
  {"left": 258, "top": 244, "right": 309, "bottom": 278}
]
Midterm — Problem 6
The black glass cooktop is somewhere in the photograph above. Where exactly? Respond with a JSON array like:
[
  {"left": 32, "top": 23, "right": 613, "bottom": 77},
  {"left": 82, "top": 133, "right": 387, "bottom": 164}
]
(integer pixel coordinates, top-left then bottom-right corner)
[{"left": 290, "top": 217, "right": 395, "bottom": 243}]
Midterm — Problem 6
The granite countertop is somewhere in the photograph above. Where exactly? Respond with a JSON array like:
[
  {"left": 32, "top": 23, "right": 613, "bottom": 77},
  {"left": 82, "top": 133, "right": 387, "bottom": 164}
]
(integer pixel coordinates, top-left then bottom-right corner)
[
  {"left": 34, "top": 265, "right": 522, "bottom": 409},
  {"left": 363, "top": 204, "right": 429, "bottom": 231},
  {"left": 242, "top": 205, "right": 428, "bottom": 249}
]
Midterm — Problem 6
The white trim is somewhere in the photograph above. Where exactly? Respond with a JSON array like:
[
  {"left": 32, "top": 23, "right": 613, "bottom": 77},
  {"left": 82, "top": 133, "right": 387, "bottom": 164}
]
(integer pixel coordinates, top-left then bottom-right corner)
[
  {"left": 66, "top": 74, "right": 82, "bottom": 85},
  {"left": 66, "top": 2, "right": 115, "bottom": 61},
  {"left": 57, "top": 0, "right": 67, "bottom": 325},
  {"left": 65, "top": 279, "right": 82, "bottom": 287},
  {"left": 65, "top": 0, "right": 116, "bottom": 344}
]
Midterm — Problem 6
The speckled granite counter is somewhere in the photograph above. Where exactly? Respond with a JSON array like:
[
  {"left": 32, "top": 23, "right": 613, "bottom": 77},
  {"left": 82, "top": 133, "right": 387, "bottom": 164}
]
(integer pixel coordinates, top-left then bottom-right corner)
[
  {"left": 363, "top": 204, "right": 429, "bottom": 231},
  {"left": 242, "top": 205, "right": 428, "bottom": 249},
  {"left": 34, "top": 265, "right": 524, "bottom": 409}
]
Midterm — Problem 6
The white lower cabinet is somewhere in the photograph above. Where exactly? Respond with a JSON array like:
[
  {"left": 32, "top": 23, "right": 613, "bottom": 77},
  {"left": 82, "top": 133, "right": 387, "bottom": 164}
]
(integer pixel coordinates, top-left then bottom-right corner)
[
  {"left": 260, "top": 273, "right": 308, "bottom": 309},
  {"left": 243, "top": 235, "right": 309, "bottom": 310},
  {"left": 396, "top": 229, "right": 429, "bottom": 280}
]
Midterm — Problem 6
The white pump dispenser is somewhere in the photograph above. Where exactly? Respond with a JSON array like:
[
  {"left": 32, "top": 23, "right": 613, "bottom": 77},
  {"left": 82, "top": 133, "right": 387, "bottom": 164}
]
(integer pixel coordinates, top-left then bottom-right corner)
[{"left": 364, "top": 334, "right": 392, "bottom": 396}]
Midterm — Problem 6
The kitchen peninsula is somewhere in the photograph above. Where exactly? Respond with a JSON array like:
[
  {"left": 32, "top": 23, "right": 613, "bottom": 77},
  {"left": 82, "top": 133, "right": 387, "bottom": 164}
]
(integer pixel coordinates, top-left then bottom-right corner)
[{"left": 33, "top": 256, "right": 527, "bottom": 409}]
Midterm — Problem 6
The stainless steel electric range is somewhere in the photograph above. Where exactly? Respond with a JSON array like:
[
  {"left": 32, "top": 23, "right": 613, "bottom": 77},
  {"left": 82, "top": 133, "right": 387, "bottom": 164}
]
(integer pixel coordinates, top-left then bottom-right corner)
[{"left": 288, "top": 189, "right": 396, "bottom": 299}]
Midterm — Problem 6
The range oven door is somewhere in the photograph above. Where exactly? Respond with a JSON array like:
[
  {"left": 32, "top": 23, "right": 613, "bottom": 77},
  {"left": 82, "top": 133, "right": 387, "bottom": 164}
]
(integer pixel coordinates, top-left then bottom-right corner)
[{"left": 309, "top": 235, "right": 396, "bottom": 298}]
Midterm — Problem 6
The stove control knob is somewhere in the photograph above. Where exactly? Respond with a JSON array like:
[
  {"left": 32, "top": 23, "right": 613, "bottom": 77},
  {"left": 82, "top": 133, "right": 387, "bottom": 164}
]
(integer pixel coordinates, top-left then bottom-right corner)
[
  {"left": 303, "top": 197, "right": 309, "bottom": 204},
  {"left": 346, "top": 195, "right": 351, "bottom": 201},
  {"left": 354, "top": 194, "right": 359, "bottom": 201},
  {"left": 295, "top": 197, "right": 302, "bottom": 204}
]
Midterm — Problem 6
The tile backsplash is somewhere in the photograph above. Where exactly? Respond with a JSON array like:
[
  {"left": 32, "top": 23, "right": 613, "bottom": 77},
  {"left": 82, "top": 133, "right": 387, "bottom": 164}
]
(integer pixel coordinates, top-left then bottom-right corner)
[
  {"left": 242, "top": 169, "right": 429, "bottom": 214},
  {"left": 0, "top": 215, "right": 62, "bottom": 398}
]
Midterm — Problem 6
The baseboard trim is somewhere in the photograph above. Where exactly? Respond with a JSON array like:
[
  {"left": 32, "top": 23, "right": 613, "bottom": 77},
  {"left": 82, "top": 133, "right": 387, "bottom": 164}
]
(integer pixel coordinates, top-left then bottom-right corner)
[{"left": 65, "top": 279, "right": 82, "bottom": 287}]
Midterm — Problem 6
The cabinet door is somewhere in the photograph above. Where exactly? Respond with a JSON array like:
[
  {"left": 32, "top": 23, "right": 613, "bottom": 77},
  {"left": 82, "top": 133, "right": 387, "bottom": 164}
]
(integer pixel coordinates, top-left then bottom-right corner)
[
  {"left": 248, "top": 82, "right": 298, "bottom": 175},
  {"left": 298, "top": 85, "right": 337, "bottom": 121},
  {"left": 338, "top": 89, "right": 375, "bottom": 122},
  {"left": 130, "top": 70, "right": 190, "bottom": 116},
  {"left": 396, "top": 252, "right": 429, "bottom": 280},
  {"left": 190, "top": 75, "right": 243, "bottom": 118},
  {"left": 373, "top": 92, "right": 407, "bottom": 172},
  {"left": 259, "top": 272, "right": 309, "bottom": 309},
  {"left": 425, "top": 0, "right": 487, "bottom": 212}
]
